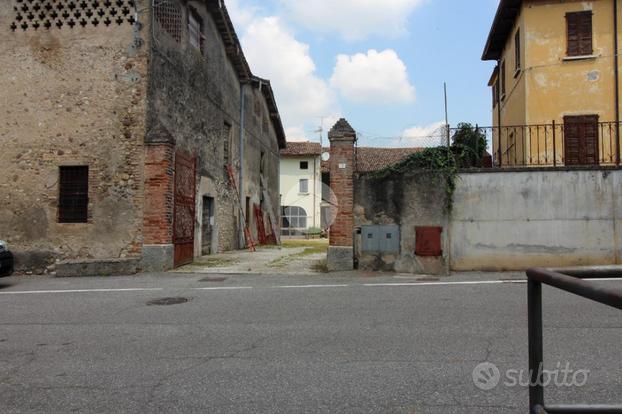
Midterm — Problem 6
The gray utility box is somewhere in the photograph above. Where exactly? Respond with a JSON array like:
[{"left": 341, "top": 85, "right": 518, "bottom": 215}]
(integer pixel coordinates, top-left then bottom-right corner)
[{"left": 361, "top": 225, "right": 400, "bottom": 254}]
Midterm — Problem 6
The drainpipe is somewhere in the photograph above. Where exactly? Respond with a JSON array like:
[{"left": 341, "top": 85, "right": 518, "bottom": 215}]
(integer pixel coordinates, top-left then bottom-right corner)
[
  {"left": 239, "top": 82, "right": 246, "bottom": 248},
  {"left": 615, "top": 0, "right": 621, "bottom": 165}
]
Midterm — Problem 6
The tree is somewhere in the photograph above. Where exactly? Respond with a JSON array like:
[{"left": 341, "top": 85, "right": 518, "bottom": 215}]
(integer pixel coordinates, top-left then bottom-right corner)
[{"left": 450, "top": 123, "right": 487, "bottom": 168}]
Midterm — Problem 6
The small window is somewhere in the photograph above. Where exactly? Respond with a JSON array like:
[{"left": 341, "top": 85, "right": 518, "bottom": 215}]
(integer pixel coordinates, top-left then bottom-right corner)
[
  {"left": 58, "top": 166, "right": 89, "bottom": 223},
  {"left": 566, "top": 11, "right": 593, "bottom": 57},
  {"left": 188, "top": 7, "right": 204, "bottom": 54},
  {"left": 299, "top": 179, "right": 309, "bottom": 194},
  {"left": 500, "top": 60, "right": 506, "bottom": 98},
  {"left": 514, "top": 30, "right": 521, "bottom": 71},
  {"left": 300, "top": 161, "right": 309, "bottom": 170}
]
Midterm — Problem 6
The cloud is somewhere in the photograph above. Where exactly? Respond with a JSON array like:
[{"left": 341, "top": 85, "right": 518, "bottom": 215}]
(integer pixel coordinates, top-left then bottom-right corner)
[
  {"left": 330, "top": 49, "right": 416, "bottom": 104},
  {"left": 240, "top": 16, "right": 339, "bottom": 140},
  {"left": 400, "top": 121, "right": 447, "bottom": 147},
  {"left": 280, "top": 0, "right": 424, "bottom": 40}
]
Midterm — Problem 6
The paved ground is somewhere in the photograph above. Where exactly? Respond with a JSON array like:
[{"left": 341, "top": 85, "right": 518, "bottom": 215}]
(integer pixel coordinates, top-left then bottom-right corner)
[
  {"left": 0, "top": 271, "right": 621, "bottom": 413},
  {"left": 174, "top": 239, "right": 329, "bottom": 275}
]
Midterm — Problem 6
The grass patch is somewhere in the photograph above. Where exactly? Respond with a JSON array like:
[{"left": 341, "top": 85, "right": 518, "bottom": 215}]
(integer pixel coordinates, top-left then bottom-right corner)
[
  {"left": 281, "top": 239, "right": 328, "bottom": 249},
  {"left": 267, "top": 242, "right": 328, "bottom": 269}
]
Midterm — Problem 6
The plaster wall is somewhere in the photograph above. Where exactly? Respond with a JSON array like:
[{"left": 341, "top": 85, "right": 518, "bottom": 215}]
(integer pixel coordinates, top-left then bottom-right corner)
[{"left": 280, "top": 156, "right": 322, "bottom": 231}]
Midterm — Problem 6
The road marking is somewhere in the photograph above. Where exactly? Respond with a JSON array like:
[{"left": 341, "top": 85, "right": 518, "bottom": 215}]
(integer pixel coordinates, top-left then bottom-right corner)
[
  {"left": 272, "top": 284, "right": 350, "bottom": 289},
  {"left": 0, "top": 288, "right": 164, "bottom": 295},
  {"left": 364, "top": 281, "right": 512, "bottom": 287},
  {"left": 1, "top": 278, "right": 620, "bottom": 296},
  {"left": 193, "top": 287, "right": 253, "bottom": 291}
]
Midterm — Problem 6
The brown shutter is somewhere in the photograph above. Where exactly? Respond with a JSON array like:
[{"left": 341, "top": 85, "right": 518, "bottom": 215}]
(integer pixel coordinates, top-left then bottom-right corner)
[
  {"left": 564, "top": 115, "right": 599, "bottom": 166},
  {"left": 583, "top": 115, "right": 599, "bottom": 165},
  {"left": 567, "top": 11, "right": 592, "bottom": 56}
]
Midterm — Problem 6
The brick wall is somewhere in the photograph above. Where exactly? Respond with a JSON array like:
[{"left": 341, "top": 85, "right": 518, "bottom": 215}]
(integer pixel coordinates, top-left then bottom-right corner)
[
  {"left": 328, "top": 119, "right": 356, "bottom": 247},
  {"left": 143, "top": 144, "right": 174, "bottom": 245}
]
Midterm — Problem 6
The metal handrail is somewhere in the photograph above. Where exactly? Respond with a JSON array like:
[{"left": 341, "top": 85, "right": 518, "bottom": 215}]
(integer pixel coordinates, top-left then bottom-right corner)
[{"left": 526, "top": 268, "right": 622, "bottom": 414}]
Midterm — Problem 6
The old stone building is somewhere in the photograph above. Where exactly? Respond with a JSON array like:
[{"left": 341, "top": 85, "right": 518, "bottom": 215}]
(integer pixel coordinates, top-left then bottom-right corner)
[{"left": 0, "top": 0, "right": 286, "bottom": 275}]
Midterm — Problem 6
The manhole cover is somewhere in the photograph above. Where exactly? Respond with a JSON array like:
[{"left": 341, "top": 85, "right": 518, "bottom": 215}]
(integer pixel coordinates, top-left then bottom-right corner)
[
  {"left": 199, "top": 276, "right": 228, "bottom": 282},
  {"left": 147, "top": 297, "right": 190, "bottom": 306}
]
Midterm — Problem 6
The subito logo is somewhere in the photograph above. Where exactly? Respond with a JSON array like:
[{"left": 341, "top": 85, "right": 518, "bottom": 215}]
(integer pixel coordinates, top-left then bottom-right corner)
[{"left": 472, "top": 362, "right": 501, "bottom": 391}]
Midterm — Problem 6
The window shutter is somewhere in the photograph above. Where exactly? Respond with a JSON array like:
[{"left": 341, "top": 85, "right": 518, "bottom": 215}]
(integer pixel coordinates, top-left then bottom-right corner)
[{"left": 567, "top": 11, "right": 592, "bottom": 56}]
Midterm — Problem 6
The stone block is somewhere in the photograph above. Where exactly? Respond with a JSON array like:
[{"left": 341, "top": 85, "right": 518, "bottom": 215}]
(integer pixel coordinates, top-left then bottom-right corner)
[{"left": 327, "top": 246, "right": 354, "bottom": 272}]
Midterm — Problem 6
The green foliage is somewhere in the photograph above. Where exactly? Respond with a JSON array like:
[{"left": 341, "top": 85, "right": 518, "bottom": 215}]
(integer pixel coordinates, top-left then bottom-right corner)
[
  {"left": 370, "top": 146, "right": 458, "bottom": 213},
  {"left": 451, "top": 123, "right": 488, "bottom": 168}
]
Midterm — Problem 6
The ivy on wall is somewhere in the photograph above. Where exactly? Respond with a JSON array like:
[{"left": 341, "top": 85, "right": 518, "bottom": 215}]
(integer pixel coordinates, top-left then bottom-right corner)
[{"left": 370, "top": 123, "right": 487, "bottom": 213}]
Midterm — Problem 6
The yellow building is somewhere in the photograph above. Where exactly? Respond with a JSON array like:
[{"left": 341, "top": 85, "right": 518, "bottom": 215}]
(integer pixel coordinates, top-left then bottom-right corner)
[{"left": 483, "top": 0, "right": 621, "bottom": 167}]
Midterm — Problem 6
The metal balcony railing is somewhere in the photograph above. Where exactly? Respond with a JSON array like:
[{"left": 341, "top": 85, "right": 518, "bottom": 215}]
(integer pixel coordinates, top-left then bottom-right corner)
[{"left": 475, "top": 122, "right": 621, "bottom": 168}]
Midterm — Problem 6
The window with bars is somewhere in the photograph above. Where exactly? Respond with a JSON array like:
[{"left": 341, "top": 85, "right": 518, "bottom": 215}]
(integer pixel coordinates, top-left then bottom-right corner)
[
  {"left": 188, "top": 7, "right": 204, "bottom": 54},
  {"left": 299, "top": 179, "right": 309, "bottom": 194},
  {"left": 58, "top": 166, "right": 89, "bottom": 223},
  {"left": 566, "top": 11, "right": 593, "bottom": 57},
  {"left": 154, "top": 0, "right": 183, "bottom": 42}
]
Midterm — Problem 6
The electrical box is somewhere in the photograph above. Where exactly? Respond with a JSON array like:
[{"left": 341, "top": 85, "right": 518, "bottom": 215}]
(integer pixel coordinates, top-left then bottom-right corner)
[
  {"left": 361, "top": 225, "right": 400, "bottom": 254},
  {"left": 415, "top": 226, "right": 443, "bottom": 257}
]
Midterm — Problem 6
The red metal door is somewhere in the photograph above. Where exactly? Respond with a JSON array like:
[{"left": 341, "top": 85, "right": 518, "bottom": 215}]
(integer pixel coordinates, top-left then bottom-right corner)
[{"left": 173, "top": 151, "right": 196, "bottom": 267}]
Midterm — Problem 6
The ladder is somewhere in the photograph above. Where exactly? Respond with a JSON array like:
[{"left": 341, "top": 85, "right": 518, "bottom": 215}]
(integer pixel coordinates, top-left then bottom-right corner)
[
  {"left": 225, "top": 164, "right": 256, "bottom": 252},
  {"left": 260, "top": 174, "right": 281, "bottom": 245}
]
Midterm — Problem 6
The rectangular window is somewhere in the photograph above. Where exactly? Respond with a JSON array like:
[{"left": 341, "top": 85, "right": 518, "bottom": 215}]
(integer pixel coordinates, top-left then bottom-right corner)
[
  {"left": 58, "top": 166, "right": 89, "bottom": 223},
  {"left": 515, "top": 30, "right": 521, "bottom": 71},
  {"left": 500, "top": 60, "right": 506, "bottom": 98},
  {"left": 299, "top": 179, "right": 309, "bottom": 194},
  {"left": 566, "top": 11, "right": 593, "bottom": 57},
  {"left": 188, "top": 7, "right": 204, "bottom": 54},
  {"left": 300, "top": 161, "right": 309, "bottom": 170}
]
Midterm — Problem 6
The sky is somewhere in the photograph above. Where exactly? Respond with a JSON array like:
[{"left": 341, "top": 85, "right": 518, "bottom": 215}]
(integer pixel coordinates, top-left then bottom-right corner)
[{"left": 226, "top": 0, "right": 501, "bottom": 148}]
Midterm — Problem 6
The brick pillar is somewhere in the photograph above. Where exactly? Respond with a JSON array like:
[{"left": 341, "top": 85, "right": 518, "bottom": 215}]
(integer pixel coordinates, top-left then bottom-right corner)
[
  {"left": 327, "top": 118, "right": 356, "bottom": 271},
  {"left": 142, "top": 143, "right": 175, "bottom": 271}
]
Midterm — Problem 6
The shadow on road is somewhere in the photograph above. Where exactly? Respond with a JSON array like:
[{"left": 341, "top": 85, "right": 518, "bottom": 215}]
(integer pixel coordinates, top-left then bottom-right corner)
[{"left": 0, "top": 283, "right": 14, "bottom": 290}]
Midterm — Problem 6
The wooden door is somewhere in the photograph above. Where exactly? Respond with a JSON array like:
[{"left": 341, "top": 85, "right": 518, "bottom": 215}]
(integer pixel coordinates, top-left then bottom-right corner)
[
  {"left": 564, "top": 115, "right": 599, "bottom": 166},
  {"left": 173, "top": 151, "right": 196, "bottom": 267}
]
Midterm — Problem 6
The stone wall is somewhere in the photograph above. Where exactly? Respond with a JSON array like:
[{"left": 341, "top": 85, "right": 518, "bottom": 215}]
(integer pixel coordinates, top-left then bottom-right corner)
[
  {"left": 355, "top": 171, "right": 449, "bottom": 275},
  {"left": 146, "top": 0, "right": 281, "bottom": 265},
  {"left": 0, "top": 1, "right": 150, "bottom": 274}
]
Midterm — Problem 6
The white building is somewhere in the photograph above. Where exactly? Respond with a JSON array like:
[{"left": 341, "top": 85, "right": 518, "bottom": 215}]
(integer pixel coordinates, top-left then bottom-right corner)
[{"left": 279, "top": 142, "right": 323, "bottom": 236}]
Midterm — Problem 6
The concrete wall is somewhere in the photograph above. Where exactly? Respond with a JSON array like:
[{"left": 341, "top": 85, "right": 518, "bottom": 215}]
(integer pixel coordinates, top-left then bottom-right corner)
[
  {"left": 280, "top": 156, "right": 322, "bottom": 231},
  {"left": 0, "top": 1, "right": 150, "bottom": 274},
  {"left": 355, "top": 168, "right": 622, "bottom": 274},
  {"left": 451, "top": 169, "right": 622, "bottom": 271}
]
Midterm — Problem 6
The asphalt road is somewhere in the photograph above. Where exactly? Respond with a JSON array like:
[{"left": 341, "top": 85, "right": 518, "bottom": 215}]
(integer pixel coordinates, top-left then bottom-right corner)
[{"left": 0, "top": 272, "right": 620, "bottom": 413}]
